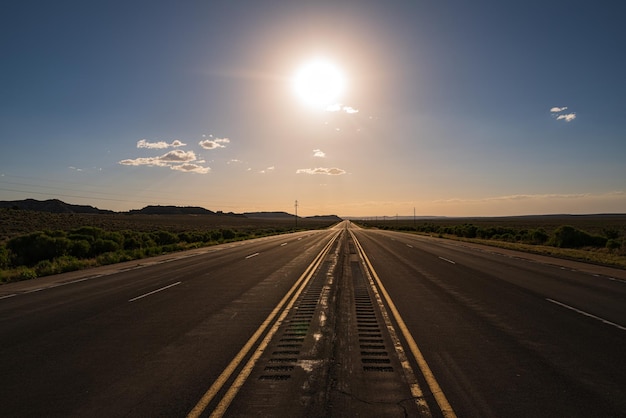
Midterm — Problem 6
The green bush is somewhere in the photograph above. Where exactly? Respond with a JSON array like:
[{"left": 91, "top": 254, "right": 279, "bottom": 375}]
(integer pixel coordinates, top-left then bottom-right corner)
[{"left": 548, "top": 225, "right": 607, "bottom": 248}]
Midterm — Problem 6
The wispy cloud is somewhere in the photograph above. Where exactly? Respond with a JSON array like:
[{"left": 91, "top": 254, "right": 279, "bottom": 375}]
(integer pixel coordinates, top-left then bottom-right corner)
[
  {"left": 551, "top": 106, "right": 576, "bottom": 122},
  {"left": 313, "top": 149, "right": 326, "bottom": 158},
  {"left": 170, "top": 163, "right": 211, "bottom": 174},
  {"left": 433, "top": 192, "right": 596, "bottom": 204},
  {"left": 556, "top": 113, "right": 576, "bottom": 122},
  {"left": 259, "top": 166, "right": 275, "bottom": 174},
  {"left": 137, "top": 139, "right": 186, "bottom": 149},
  {"left": 296, "top": 167, "right": 346, "bottom": 175},
  {"left": 199, "top": 136, "right": 230, "bottom": 150},
  {"left": 325, "top": 103, "right": 359, "bottom": 114}
]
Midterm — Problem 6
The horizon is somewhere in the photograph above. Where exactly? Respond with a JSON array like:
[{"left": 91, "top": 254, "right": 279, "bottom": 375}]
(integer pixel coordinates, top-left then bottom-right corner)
[
  {"left": 2, "top": 197, "right": 625, "bottom": 220},
  {"left": 1, "top": 2, "right": 625, "bottom": 217}
]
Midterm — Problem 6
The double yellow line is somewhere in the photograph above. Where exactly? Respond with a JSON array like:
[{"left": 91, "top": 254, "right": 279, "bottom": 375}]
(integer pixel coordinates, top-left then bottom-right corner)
[
  {"left": 187, "top": 230, "right": 341, "bottom": 418},
  {"left": 349, "top": 229, "right": 457, "bottom": 418}
]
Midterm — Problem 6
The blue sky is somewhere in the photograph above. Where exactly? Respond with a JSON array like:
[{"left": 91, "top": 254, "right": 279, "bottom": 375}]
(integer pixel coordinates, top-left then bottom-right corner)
[{"left": 1, "top": 1, "right": 625, "bottom": 216}]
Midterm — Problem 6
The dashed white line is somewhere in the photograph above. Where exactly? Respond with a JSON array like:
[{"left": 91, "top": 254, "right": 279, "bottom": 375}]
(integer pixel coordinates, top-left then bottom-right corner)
[
  {"left": 546, "top": 298, "right": 626, "bottom": 331},
  {"left": 280, "top": 243, "right": 288, "bottom": 247},
  {"left": 0, "top": 294, "right": 17, "bottom": 300},
  {"left": 129, "top": 281, "right": 182, "bottom": 302},
  {"left": 438, "top": 256, "right": 456, "bottom": 264},
  {"left": 245, "top": 252, "right": 260, "bottom": 259},
  {"left": 406, "top": 244, "right": 414, "bottom": 248}
]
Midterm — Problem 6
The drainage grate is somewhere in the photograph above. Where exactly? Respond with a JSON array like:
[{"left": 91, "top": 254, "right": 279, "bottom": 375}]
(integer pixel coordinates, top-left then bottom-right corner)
[{"left": 352, "top": 259, "right": 395, "bottom": 374}]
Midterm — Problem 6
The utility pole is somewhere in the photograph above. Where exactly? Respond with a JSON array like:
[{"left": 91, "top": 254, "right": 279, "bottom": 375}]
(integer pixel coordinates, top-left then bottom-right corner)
[{"left": 294, "top": 200, "right": 298, "bottom": 229}]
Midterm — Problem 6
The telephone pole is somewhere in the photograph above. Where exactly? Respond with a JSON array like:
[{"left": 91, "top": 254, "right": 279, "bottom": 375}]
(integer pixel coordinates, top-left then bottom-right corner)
[{"left": 294, "top": 200, "right": 298, "bottom": 229}]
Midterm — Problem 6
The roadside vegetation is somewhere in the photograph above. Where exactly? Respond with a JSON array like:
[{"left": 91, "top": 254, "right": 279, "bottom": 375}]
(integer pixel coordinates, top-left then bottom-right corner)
[
  {"left": 0, "top": 209, "right": 336, "bottom": 283},
  {"left": 354, "top": 215, "right": 626, "bottom": 269}
]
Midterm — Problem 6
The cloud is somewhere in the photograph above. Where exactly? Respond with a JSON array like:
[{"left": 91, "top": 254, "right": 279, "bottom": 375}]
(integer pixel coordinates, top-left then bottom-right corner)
[
  {"left": 158, "top": 150, "right": 198, "bottom": 162},
  {"left": 119, "top": 150, "right": 210, "bottom": 174},
  {"left": 199, "top": 137, "right": 230, "bottom": 149},
  {"left": 313, "top": 149, "right": 326, "bottom": 158},
  {"left": 296, "top": 167, "right": 346, "bottom": 175},
  {"left": 550, "top": 106, "right": 576, "bottom": 122},
  {"left": 433, "top": 192, "right": 592, "bottom": 204},
  {"left": 137, "top": 139, "right": 186, "bottom": 149},
  {"left": 170, "top": 163, "right": 211, "bottom": 174},
  {"left": 325, "top": 103, "right": 359, "bottom": 113},
  {"left": 556, "top": 113, "right": 577, "bottom": 122},
  {"left": 259, "top": 166, "right": 275, "bottom": 174}
]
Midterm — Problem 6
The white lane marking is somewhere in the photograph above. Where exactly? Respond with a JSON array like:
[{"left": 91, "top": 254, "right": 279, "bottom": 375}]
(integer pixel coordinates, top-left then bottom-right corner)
[
  {"left": 0, "top": 294, "right": 17, "bottom": 300},
  {"left": 245, "top": 252, "right": 260, "bottom": 259},
  {"left": 129, "top": 281, "right": 182, "bottom": 302},
  {"left": 438, "top": 256, "right": 456, "bottom": 264},
  {"left": 297, "top": 237, "right": 303, "bottom": 241},
  {"left": 280, "top": 243, "right": 288, "bottom": 247},
  {"left": 406, "top": 244, "right": 414, "bottom": 248},
  {"left": 546, "top": 298, "right": 626, "bottom": 331}
]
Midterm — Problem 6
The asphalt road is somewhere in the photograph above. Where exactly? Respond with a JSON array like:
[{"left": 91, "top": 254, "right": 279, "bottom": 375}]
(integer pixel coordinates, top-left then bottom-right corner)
[{"left": 1, "top": 221, "right": 625, "bottom": 417}]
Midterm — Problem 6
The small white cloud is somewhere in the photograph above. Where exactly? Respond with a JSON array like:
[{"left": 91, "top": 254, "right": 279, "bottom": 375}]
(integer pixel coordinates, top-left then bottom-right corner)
[
  {"left": 159, "top": 150, "right": 197, "bottom": 162},
  {"left": 556, "top": 113, "right": 576, "bottom": 122},
  {"left": 325, "top": 103, "right": 359, "bottom": 113},
  {"left": 137, "top": 139, "right": 186, "bottom": 149},
  {"left": 199, "top": 137, "right": 230, "bottom": 149},
  {"left": 227, "top": 159, "right": 243, "bottom": 164},
  {"left": 550, "top": 107, "right": 568, "bottom": 113},
  {"left": 68, "top": 166, "right": 83, "bottom": 172},
  {"left": 170, "top": 163, "right": 211, "bottom": 174},
  {"left": 313, "top": 149, "right": 326, "bottom": 158},
  {"left": 296, "top": 167, "right": 346, "bottom": 175}
]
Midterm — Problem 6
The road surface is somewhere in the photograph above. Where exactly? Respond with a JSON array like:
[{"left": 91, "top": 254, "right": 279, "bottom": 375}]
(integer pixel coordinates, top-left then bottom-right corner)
[{"left": 1, "top": 221, "right": 624, "bottom": 417}]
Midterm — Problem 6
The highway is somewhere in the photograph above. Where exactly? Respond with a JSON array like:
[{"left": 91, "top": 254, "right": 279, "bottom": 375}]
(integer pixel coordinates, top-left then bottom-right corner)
[{"left": 1, "top": 221, "right": 625, "bottom": 417}]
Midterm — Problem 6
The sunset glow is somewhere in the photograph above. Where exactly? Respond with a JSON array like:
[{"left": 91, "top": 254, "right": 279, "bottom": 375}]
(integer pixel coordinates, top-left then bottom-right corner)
[
  {"left": 292, "top": 58, "right": 346, "bottom": 109},
  {"left": 1, "top": 2, "right": 625, "bottom": 217}
]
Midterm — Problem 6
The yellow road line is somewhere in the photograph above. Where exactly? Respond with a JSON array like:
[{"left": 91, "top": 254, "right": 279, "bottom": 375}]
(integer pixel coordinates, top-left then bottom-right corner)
[
  {"left": 350, "top": 230, "right": 457, "bottom": 418},
  {"left": 187, "top": 230, "right": 341, "bottom": 418}
]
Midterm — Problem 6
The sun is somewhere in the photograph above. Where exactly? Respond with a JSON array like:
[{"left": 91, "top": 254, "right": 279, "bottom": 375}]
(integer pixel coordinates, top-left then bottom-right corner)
[{"left": 292, "top": 58, "right": 346, "bottom": 109}]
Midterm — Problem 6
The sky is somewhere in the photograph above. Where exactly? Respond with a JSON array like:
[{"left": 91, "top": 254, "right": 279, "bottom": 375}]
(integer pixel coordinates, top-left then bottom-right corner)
[{"left": 1, "top": 0, "right": 625, "bottom": 217}]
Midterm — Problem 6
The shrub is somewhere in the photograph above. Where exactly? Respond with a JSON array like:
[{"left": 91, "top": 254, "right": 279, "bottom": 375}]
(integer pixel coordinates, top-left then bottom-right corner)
[
  {"left": 529, "top": 228, "right": 549, "bottom": 245},
  {"left": 548, "top": 225, "right": 607, "bottom": 248},
  {"left": 7, "top": 232, "right": 70, "bottom": 266},
  {"left": 606, "top": 239, "right": 622, "bottom": 251},
  {"left": 152, "top": 231, "right": 179, "bottom": 246},
  {"left": 92, "top": 239, "right": 121, "bottom": 255},
  {"left": 69, "top": 240, "right": 91, "bottom": 258}
]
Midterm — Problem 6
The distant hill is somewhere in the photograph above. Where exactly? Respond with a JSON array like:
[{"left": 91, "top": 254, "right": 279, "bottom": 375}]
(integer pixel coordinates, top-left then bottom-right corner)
[
  {"left": 129, "top": 205, "right": 215, "bottom": 215},
  {"left": 0, "top": 199, "right": 341, "bottom": 220},
  {"left": 0, "top": 199, "right": 113, "bottom": 214},
  {"left": 128, "top": 205, "right": 246, "bottom": 217},
  {"left": 306, "top": 215, "right": 343, "bottom": 222},
  {"left": 244, "top": 212, "right": 342, "bottom": 222},
  {"left": 244, "top": 211, "right": 296, "bottom": 220}
]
